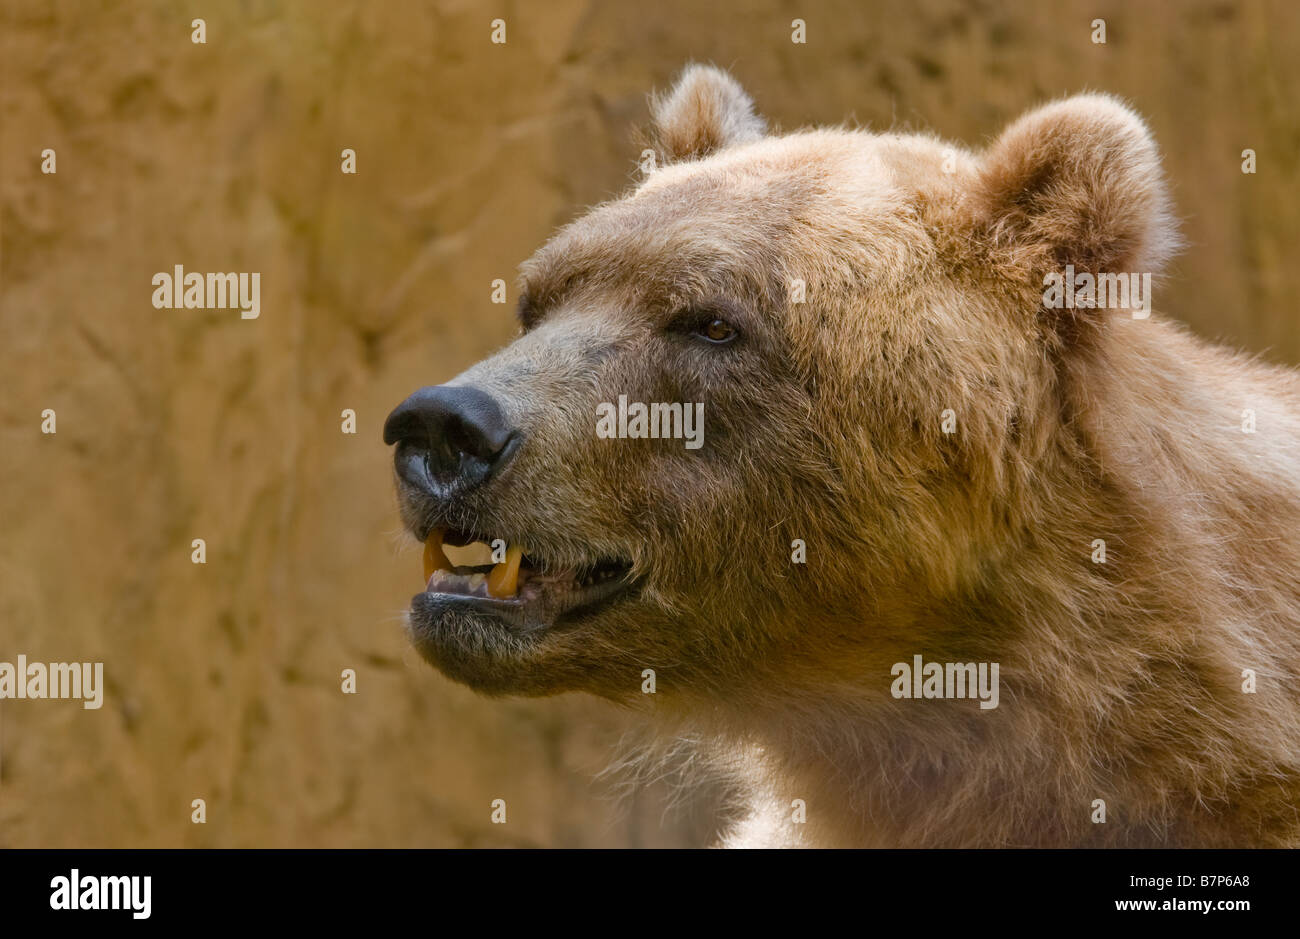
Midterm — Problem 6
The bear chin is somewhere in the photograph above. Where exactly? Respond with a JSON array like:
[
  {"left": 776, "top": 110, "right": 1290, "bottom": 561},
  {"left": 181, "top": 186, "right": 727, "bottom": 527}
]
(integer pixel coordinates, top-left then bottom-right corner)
[{"left": 404, "top": 587, "right": 635, "bottom": 696}]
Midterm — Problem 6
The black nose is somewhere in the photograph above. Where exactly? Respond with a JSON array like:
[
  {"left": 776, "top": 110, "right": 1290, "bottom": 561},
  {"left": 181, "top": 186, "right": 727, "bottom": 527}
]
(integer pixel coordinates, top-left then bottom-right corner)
[{"left": 383, "top": 385, "right": 518, "bottom": 493}]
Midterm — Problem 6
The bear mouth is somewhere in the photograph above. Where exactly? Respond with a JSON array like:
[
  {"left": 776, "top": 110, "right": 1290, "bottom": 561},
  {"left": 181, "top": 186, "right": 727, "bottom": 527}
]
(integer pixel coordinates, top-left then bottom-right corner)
[{"left": 411, "top": 527, "right": 636, "bottom": 632}]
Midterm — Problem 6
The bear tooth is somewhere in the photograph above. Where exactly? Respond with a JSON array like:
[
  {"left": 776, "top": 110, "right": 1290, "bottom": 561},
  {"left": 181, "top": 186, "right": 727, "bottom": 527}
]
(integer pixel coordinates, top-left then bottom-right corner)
[
  {"left": 423, "top": 529, "right": 452, "bottom": 582},
  {"left": 487, "top": 544, "right": 523, "bottom": 598}
]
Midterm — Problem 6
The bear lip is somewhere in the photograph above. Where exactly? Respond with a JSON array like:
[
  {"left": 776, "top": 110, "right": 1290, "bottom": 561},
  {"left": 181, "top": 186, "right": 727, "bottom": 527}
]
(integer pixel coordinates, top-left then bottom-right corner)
[
  {"left": 433, "top": 569, "right": 628, "bottom": 611},
  {"left": 412, "top": 572, "right": 634, "bottom": 635},
  {"left": 415, "top": 527, "right": 635, "bottom": 630}
]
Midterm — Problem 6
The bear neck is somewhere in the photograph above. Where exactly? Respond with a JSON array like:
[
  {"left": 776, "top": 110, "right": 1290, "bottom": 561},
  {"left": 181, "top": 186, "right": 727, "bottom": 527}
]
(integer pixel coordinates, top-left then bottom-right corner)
[{"left": 691, "top": 317, "right": 1300, "bottom": 847}]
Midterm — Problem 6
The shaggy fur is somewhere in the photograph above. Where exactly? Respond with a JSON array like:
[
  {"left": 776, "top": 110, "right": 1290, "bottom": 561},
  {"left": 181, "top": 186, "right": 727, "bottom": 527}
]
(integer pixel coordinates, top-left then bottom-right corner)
[{"left": 394, "top": 65, "right": 1300, "bottom": 847}]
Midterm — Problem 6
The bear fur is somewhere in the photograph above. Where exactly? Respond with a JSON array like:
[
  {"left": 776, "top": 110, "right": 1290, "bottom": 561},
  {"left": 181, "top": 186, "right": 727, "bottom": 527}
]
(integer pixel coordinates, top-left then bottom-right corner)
[{"left": 394, "top": 65, "right": 1300, "bottom": 847}]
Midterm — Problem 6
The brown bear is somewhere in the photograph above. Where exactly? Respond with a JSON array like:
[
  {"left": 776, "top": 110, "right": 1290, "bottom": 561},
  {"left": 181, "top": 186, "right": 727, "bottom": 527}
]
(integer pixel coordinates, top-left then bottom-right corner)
[{"left": 383, "top": 65, "right": 1300, "bottom": 847}]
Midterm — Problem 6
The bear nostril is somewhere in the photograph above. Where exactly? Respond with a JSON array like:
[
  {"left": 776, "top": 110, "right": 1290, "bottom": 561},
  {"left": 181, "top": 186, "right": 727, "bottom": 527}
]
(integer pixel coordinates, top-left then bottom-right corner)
[
  {"left": 383, "top": 384, "right": 518, "bottom": 492},
  {"left": 444, "top": 416, "right": 489, "bottom": 462}
]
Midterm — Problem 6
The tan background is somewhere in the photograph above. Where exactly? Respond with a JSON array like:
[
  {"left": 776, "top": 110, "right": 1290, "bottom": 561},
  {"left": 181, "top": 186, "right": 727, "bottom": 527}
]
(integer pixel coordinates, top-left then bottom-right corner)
[{"left": 1, "top": 0, "right": 1295, "bottom": 847}]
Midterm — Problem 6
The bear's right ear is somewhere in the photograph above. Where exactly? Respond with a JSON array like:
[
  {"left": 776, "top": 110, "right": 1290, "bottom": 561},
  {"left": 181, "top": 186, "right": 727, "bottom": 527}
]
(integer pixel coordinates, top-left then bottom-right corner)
[
  {"left": 648, "top": 64, "right": 766, "bottom": 163},
  {"left": 973, "top": 94, "right": 1177, "bottom": 283}
]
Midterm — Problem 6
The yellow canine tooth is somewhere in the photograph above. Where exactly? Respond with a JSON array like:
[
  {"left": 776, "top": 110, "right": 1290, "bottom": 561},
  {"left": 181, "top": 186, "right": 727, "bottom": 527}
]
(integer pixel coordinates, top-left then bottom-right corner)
[
  {"left": 486, "top": 544, "right": 523, "bottom": 598},
  {"left": 423, "top": 530, "right": 452, "bottom": 581}
]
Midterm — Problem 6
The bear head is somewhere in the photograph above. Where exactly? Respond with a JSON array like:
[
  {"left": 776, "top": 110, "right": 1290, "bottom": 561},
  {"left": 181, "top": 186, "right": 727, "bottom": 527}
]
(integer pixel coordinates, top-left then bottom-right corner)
[{"left": 384, "top": 65, "right": 1177, "bottom": 710}]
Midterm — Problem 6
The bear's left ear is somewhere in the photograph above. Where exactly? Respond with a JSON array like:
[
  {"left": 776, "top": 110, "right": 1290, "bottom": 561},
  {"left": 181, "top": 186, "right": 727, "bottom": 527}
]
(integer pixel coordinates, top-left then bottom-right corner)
[
  {"left": 973, "top": 94, "right": 1177, "bottom": 279},
  {"left": 648, "top": 64, "right": 766, "bottom": 163}
]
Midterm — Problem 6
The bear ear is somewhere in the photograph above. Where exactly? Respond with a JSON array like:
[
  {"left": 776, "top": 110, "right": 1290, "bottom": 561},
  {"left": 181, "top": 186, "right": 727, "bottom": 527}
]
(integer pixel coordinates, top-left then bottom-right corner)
[
  {"left": 973, "top": 94, "right": 1177, "bottom": 280},
  {"left": 648, "top": 64, "right": 767, "bottom": 163}
]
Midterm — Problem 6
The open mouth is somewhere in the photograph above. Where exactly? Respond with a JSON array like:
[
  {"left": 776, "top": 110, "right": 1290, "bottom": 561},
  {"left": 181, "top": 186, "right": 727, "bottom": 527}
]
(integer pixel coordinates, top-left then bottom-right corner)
[{"left": 415, "top": 528, "right": 634, "bottom": 631}]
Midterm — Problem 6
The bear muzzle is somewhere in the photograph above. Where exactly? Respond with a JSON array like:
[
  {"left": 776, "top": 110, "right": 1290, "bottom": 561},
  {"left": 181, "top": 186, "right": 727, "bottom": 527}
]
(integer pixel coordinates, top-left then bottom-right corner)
[{"left": 384, "top": 382, "right": 635, "bottom": 624}]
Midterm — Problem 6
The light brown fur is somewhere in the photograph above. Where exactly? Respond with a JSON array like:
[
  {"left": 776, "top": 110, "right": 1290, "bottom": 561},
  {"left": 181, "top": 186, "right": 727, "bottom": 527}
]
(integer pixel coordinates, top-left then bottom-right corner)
[{"left": 398, "top": 65, "right": 1300, "bottom": 847}]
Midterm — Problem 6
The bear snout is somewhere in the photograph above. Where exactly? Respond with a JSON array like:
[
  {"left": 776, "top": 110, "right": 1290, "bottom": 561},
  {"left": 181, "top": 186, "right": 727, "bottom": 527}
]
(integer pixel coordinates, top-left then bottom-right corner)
[{"left": 383, "top": 384, "right": 521, "bottom": 499}]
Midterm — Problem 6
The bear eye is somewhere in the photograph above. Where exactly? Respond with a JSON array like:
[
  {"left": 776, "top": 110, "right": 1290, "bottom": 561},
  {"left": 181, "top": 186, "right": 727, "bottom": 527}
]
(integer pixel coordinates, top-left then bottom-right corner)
[{"left": 695, "top": 318, "right": 738, "bottom": 344}]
